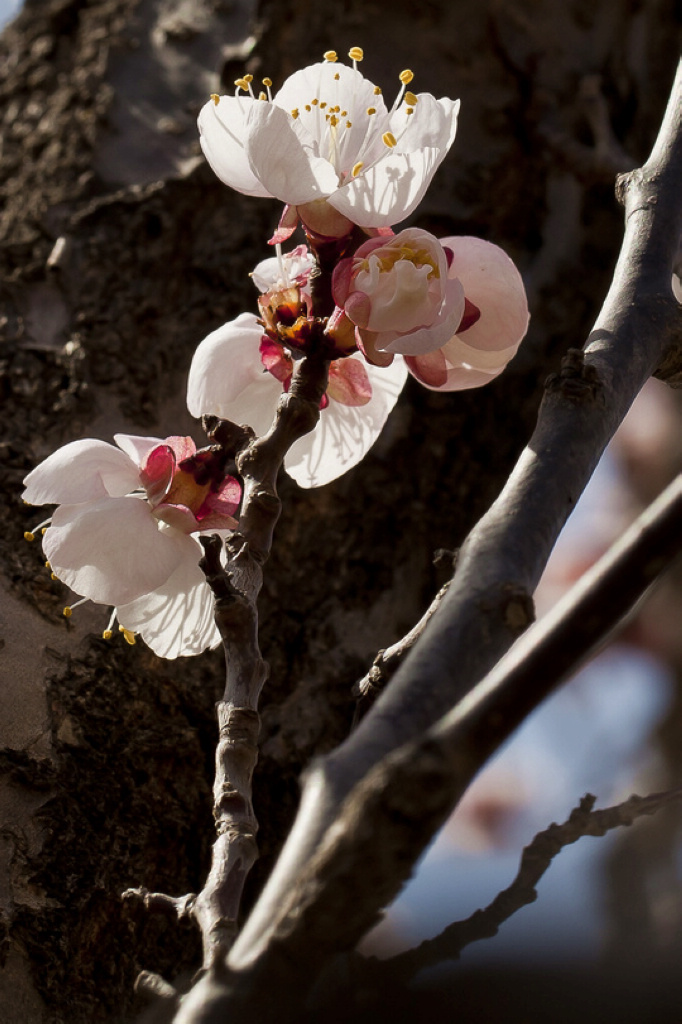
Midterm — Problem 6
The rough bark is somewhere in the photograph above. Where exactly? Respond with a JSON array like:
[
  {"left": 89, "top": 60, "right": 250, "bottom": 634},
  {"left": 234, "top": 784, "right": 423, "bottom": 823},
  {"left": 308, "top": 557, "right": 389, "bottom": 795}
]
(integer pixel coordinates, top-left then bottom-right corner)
[{"left": 0, "top": 0, "right": 680, "bottom": 1021}]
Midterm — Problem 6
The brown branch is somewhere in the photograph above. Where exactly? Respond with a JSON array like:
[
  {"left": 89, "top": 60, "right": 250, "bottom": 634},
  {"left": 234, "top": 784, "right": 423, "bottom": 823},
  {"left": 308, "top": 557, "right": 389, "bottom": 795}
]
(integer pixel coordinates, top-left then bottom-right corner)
[
  {"left": 351, "top": 579, "right": 452, "bottom": 728},
  {"left": 376, "top": 787, "right": 682, "bottom": 981}
]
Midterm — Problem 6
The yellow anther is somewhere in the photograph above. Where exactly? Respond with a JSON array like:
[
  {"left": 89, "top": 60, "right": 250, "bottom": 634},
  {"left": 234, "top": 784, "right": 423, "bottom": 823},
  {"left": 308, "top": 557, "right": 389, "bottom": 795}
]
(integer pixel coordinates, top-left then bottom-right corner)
[
  {"left": 259, "top": 91, "right": 267, "bottom": 101},
  {"left": 262, "top": 77, "right": 272, "bottom": 87},
  {"left": 51, "top": 573, "right": 58, "bottom": 581},
  {"left": 406, "top": 107, "right": 414, "bottom": 115},
  {"left": 366, "top": 106, "right": 376, "bottom": 115},
  {"left": 234, "top": 77, "right": 249, "bottom": 91},
  {"left": 210, "top": 93, "right": 220, "bottom": 105},
  {"left": 374, "top": 86, "right": 382, "bottom": 95},
  {"left": 243, "top": 74, "right": 253, "bottom": 83},
  {"left": 352, "top": 161, "right": 364, "bottom": 176},
  {"left": 320, "top": 101, "right": 327, "bottom": 108},
  {"left": 42, "top": 527, "right": 47, "bottom": 534},
  {"left": 346, "top": 120, "right": 352, "bottom": 128},
  {"left": 382, "top": 131, "right": 397, "bottom": 148},
  {"left": 399, "top": 69, "right": 414, "bottom": 84},
  {"left": 305, "top": 104, "right": 311, "bottom": 111},
  {"left": 348, "top": 46, "right": 364, "bottom": 61},
  {"left": 334, "top": 72, "right": 340, "bottom": 80},
  {"left": 311, "top": 98, "right": 319, "bottom": 105},
  {"left": 329, "top": 114, "right": 339, "bottom": 127},
  {"left": 341, "top": 109, "right": 347, "bottom": 116},
  {"left": 120, "top": 627, "right": 136, "bottom": 646},
  {"left": 63, "top": 606, "right": 73, "bottom": 618},
  {"left": 404, "top": 91, "right": 418, "bottom": 106},
  {"left": 102, "top": 629, "right": 113, "bottom": 640},
  {"left": 24, "top": 531, "right": 35, "bottom": 542},
  {"left": 291, "top": 107, "right": 299, "bottom": 118},
  {"left": 324, "top": 50, "right": 338, "bottom": 62},
  {"left": 45, "top": 560, "right": 50, "bottom": 568}
]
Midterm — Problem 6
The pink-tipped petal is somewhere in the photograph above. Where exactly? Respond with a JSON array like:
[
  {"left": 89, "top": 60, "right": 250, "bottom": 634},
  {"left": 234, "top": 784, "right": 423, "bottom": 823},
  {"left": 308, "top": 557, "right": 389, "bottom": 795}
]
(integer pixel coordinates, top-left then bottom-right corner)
[
  {"left": 344, "top": 290, "right": 372, "bottom": 329},
  {"left": 23, "top": 438, "right": 140, "bottom": 506},
  {"left": 405, "top": 351, "right": 448, "bottom": 388},
  {"left": 441, "top": 236, "right": 529, "bottom": 353},
  {"left": 326, "top": 358, "right": 372, "bottom": 406},
  {"left": 269, "top": 204, "right": 299, "bottom": 245},
  {"left": 141, "top": 444, "right": 176, "bottom": 505}
]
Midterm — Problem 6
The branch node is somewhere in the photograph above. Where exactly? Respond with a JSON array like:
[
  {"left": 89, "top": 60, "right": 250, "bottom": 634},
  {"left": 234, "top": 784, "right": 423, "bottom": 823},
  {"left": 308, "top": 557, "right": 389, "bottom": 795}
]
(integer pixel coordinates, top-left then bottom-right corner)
[{"left": 544, "top": 347, "right": 603, "bottom": 404}]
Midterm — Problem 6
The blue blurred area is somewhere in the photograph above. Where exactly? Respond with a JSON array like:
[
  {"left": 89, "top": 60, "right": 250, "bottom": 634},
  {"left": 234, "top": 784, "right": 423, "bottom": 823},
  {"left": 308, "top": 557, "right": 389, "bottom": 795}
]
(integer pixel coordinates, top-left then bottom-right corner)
[{"left": 0, "top": 0, "right": 21, "bottom": 29}]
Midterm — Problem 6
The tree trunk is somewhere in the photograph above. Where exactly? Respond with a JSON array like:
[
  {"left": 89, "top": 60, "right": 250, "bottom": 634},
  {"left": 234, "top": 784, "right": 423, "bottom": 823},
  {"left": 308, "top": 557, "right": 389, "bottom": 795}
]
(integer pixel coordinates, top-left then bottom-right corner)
[{"left": 0, "top": 0, "right": 679, "bottom": 1020}]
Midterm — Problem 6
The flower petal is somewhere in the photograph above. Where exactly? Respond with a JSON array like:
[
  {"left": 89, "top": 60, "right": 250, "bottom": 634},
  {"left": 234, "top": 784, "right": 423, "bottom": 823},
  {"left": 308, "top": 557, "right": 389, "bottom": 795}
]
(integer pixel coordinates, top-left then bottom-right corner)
[
  {"left": 43, "top": 497, "right": 187, "bottom": 606},
  {"left": 198, "top": 96, "right": 273, "bottom": 198},
  {"left": 114, "top": 434, "right": 165, "bottom": 469},
  {"left": 326, "top": 358, "right": 372, "bottom": 406},
  {"left": 441, "top": 236, "right": 529, "bottom": 352},
  {"left": 378, "top": 277, "right": 465, "bottom": 355},
  {"left": 117, "top": 536, "right": 220, "bottom": 659},
  {"left": 22, "top": 438, "right": 140, "bottom": 506},
  {"left": 389, "top": 95, "right": 460, "bottom": 157},
  {"left": 405, "top": 350, "right": 448, "bottom": 388},
  {"left": 284, "top": 354, "right": 407, "bottom": 487},
  {"left": 187, "top": 313, "right": 281, "bottom": 435},
  {"left": 328, "top": 147, "right": 448, "bottom": 227},
  {"left": 245, "top": 102, "right": 340, "bottom": 205}
]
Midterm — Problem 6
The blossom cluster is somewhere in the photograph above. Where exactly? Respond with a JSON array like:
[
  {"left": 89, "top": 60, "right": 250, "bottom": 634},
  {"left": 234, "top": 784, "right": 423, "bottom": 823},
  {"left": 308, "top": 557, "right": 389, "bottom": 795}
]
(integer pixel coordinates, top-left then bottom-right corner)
[{"left": 23, "top": 48, "right": 529, "bottom": 658}]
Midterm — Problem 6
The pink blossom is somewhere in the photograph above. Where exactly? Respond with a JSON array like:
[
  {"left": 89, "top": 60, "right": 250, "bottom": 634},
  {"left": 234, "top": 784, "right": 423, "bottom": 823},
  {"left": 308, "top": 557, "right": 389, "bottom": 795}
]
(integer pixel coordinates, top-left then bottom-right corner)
[
  {"left": 22, "top": 435, "right": 241, "bottom": 657},
  {"left": 330, "top": 227, "right": 465, "bottom": 363}
]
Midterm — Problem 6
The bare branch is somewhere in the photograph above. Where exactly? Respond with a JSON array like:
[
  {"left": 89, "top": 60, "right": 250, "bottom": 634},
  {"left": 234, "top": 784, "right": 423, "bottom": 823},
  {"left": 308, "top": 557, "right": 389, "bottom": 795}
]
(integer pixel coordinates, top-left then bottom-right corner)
[
  {"left": 375, "top": 787, "right": 682, "bottom": 980},
  {"left": 214, "top": 60, "right": 682, "bottom": 994}
]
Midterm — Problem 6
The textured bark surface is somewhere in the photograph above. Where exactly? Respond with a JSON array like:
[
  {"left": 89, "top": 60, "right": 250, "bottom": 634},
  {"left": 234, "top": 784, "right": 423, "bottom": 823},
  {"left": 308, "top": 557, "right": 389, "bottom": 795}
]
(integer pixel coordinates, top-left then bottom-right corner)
[{"left": 0, "top": 0, "right": 680, "bottom": 1020}]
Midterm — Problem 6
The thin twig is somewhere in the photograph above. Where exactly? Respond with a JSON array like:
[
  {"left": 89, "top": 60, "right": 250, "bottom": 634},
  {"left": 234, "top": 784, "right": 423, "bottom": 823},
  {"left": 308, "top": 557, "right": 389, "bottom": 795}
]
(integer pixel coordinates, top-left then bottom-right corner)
[{"left": 375, "top": 787, "right": 682, "bottom": 980}]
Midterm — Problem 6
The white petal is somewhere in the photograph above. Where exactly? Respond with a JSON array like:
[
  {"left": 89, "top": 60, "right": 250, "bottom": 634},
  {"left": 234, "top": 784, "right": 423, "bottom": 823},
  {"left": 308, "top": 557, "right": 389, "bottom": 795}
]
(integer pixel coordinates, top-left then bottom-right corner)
[
  {"left": 389, "top": 95, "right": 460, "bottom": 157},
  {"left": 285, "top": 354, "right": 408, "bottom": 487},
  {"left": 117, "top": 538, "right": 220, "bottom": 659},
  {"left": 43, "top": 497, "right": 187, "bottom": 606},
  {"left": 113, "top": 434, "right": 165, "bottom": 469},
  {"left": 328, "top": 148, "right": 445, "bottom": 227},
  {"left": 198, "top": 97, "right": 273, "bottom": 198},
  {"left": 442, "top": 236, "right": 530, "bottom": 352},
  {"left": 187, "top": 313, "right": 282, "bottom": 434},
  {"left": 22, "top": 439, "right": 140, "bottom": 506},
  {"left": 245, "top": 102, "right": 340, "bottom": 205}
]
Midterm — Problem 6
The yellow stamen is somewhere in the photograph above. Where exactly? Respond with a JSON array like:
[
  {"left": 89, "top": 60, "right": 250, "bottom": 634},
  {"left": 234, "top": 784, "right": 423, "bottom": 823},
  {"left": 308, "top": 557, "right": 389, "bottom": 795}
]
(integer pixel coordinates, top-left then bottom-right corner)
[
  {"left": 243, "top": 74, "right": 253, "bottom": 83},
  {"left": 374, "top": 86, "right": 382, "bottom": 95},
  {"left": 102, "top": 630, "right": 113, "bottom": 640},
  {"left": 320, "top": 101, "right": 327, "bottom": 108},
  {"left": 348, "top": 46, "right": 364, "bottom": 61},
  {"left": 42, "top": 528, "right": 47, "bottom": 534},
  {"left": 234, "top": 77, "right": 250, "bottom": 91},
  {"left": 259, "top": 91, "right": 267, "bottom": 100},
  {"left": 63, "top": 606, "right": 73, "bottom": 618},
  {"left": 352, "top": 161, "right": 364, "bottom": 176},
  {"left": 51, "top": 573, "right": 58, "bottom": 580},
  {"left": 346, "top": 120, "right": 352, "bottom": 128},
  {"left": 329, "top": 114, "right": 339, "bottom": 127},
  {"left": 291, "top": 107, "right": 299, "bottom": 118},
  {"left": 311, "top": 98, "right": 319, "bottom": 106},
  {"left": 305, "top": 104, "right": 312, "bottom": 112},
  {"left": 210, "top": 93, "right": 220, "bottom": 105},
  {"left": 334, "top": 72, "right": 340, "bottom": 80},
  {"left": 382, "top": 132, "right": 397, "bottom": 148},
  {"left": 399, "top": 69, "right": 414, "bottom": 84},
  {"left": 262, "top": 77, "right": 272, "bottom": 87},
  {"left": 119, "top": 627, "right": 136, "bottom": 646},
  {"left": 324, "top": 50, "right": 338, "bottom": 62},
  {"left": 366, "top": 107, "right": 376, "bottom": 115},
  {"left": 24, "top": 531, "right": 35, "bottom": 542},
  {"left": 404, "top": 91, "right": 418, "bottom": 106},
  {"left": 406, "top": 107, "right": 414, "bottom": 115}
]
